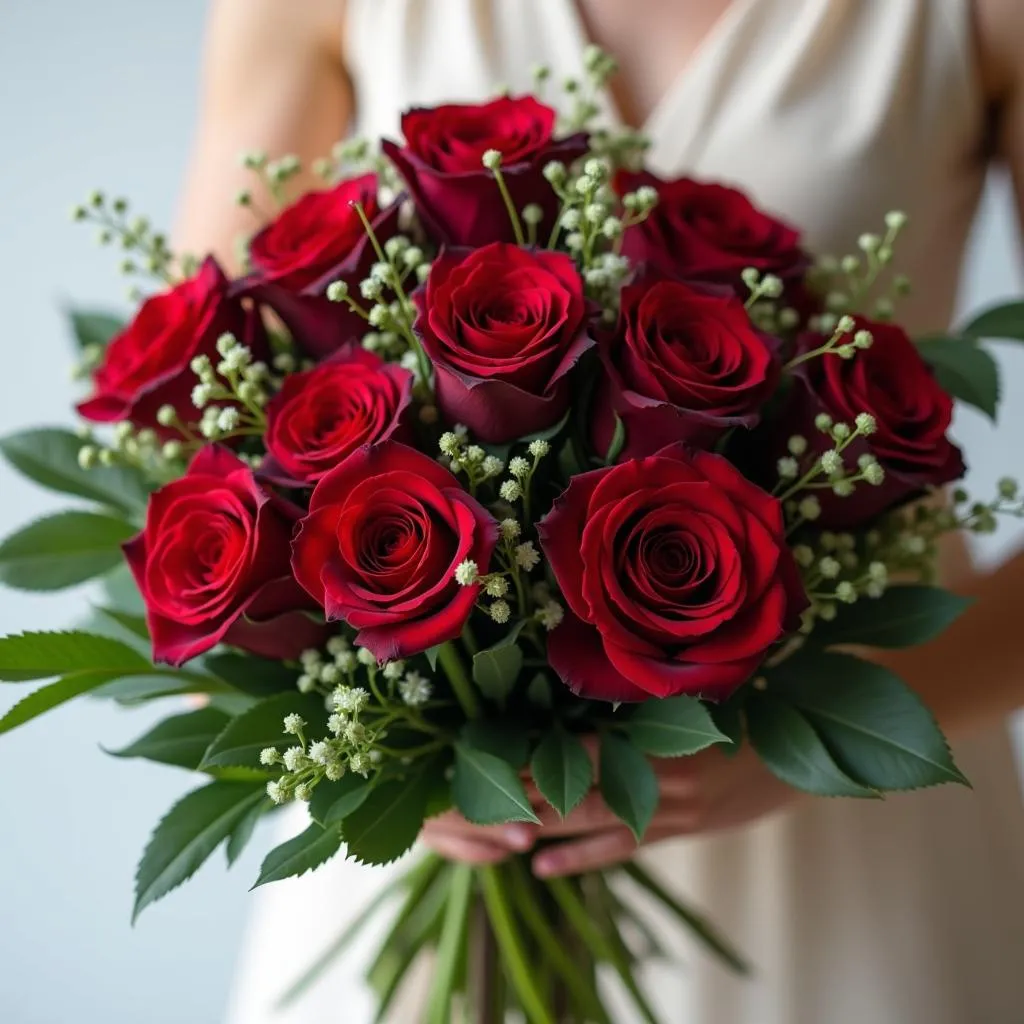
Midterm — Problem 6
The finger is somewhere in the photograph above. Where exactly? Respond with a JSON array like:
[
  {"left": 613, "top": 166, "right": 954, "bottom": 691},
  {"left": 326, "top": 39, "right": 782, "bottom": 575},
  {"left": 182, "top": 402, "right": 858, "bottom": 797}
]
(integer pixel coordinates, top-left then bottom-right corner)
[
  {"left": 532, "top": 791, "right": 622, "bottom": 836},
  {"left": 422, "top": 814, "right": 538, "bottom": 852},
  {"left": 421, "top": 831, "right": 512, "bottom": 865},
  {"left": 531, "top": 822, "right": 687, "bottom": 878}
]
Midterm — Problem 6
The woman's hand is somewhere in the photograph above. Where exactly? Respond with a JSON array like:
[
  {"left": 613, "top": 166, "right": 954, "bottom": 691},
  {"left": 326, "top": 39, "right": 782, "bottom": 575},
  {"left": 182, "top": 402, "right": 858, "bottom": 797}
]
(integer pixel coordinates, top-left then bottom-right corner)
[{"left": 421, "top": 742, "right": 802, "bottom": 877}]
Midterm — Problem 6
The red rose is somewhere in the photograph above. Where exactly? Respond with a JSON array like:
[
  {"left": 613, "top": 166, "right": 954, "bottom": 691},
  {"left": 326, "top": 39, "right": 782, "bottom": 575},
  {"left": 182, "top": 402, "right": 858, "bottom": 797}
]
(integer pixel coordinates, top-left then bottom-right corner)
[
  {"left": 618, "top": 171, "right": 808, "bottom": 291},
  {"left": 538, "top": 446, "right": 807, "bottom": 702},
  {"left": 291, "top": 442, "right": 498, "bottom": 661},
  {"left": 594, "top": 278, "right": 780, "bottom": 459},
  {"left": 415, "top": 243, "right": 593, "bottom": 442},
  {"left": 382, "top": 97, "right": 588, "bottom": 247},
  {"left": 244, "top": 175, "right": 401, "bottom": 359},
  {"left": 78, "top": 258, "right": 263, "bottom": 434},
  {"left": 262, "top": 345, "right": 413, "bottom": 486},
  {"left": 783, "top": 318, "right": 965, "bottom": 527},
  {"left": 124, "top": 446, "right": 324, "bottom": 666}
]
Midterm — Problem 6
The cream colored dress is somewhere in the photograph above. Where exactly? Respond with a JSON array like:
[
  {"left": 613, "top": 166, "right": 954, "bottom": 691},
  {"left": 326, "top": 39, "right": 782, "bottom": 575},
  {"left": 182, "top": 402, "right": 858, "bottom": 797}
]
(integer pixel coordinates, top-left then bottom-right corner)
[{"left": 225, "top": 2, "right": 1024, "bottom": 1022}]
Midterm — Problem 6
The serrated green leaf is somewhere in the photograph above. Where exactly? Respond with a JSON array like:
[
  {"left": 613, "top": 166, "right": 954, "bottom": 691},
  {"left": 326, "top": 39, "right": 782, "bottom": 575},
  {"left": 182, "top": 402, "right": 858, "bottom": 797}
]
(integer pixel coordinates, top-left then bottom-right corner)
[
  {"left": 599, "top": 733, "right": 658, "bottom": 841},
  {"left": 0, "top": 427, "right": 150, "bottom": 514},
  {"left": 746, "top": 695, "right": 878, "bottom": 797},
  {"left": 200, "top": 691, "right": 325, "bottom": 770},
  {"left": 452, "top": 743, "right": 539, "bottom": 825},
  {"left": 204, "top": 651, "right": 300, "bottom": 696},
  {"left": 69, "top": 309, "right": 125, "bottom": 350},
  {"left": 530, "top": 728, "right": 593, "bottom": 817},
  {"left": 107, "top": 707, "right": 231, "bottom": 769},
  {"left": 0, "top": 670, "right": 124, "bottom": 735},
  {"left": 963, "top": 300, "right": 1024, "bottom": 341},
  {"left": 308, "top": 773, "right": 375, "bottom": 826},
  {"left": 916, "top": 336, "right": 1000, "bottom": 420},
  {"left": 460, "top": 718, "right": 530, "bottom": 768},
  {"left": 226, "top": 797, "right": 270, "bottom": 867},
  {"left": 93, "top": 606, "right": 149, "bottom": 641},
  {"left": 0, "top": 630, "right": 150, "bottom": 682},
  {"left": 0, "top": 511, "right": 136, "bottom": 592},
  {"left": 767, "top": 651, "right": 967, "bottom": 790},
  {"left": 252, "top": 822, "right": 343, "bottom": 888},
  {"left": 471, "top": 622, "right": 525, "bottom": 706},
  {"left": 808, "top": 585, "right": 973, "bottom": 649},
  {"left": 604, "top": 413, "right": 627, "bottom": 464},
  {"left": 342, "top": 770, "right": 434, "bottom": 866},
  {"left": 133, "top": 781, "right": 265, "bottom": 920},
  {"left": 623, "top": 695, "right": 728, "bottom": 757}
]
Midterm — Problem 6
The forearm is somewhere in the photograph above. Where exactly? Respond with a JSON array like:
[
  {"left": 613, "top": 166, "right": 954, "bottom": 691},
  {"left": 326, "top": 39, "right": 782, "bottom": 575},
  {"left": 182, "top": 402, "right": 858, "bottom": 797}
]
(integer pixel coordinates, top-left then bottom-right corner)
[{"left": 882, "top": 540, "right": 1024, "bottom": 739}]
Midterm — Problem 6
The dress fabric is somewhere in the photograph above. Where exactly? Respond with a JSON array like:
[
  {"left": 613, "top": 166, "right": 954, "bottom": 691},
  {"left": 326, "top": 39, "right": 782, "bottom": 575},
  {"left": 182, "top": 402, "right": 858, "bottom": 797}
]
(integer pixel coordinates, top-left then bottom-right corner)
[{"left": 224, "top": 2, "right": 1024, "bottom": 1022}]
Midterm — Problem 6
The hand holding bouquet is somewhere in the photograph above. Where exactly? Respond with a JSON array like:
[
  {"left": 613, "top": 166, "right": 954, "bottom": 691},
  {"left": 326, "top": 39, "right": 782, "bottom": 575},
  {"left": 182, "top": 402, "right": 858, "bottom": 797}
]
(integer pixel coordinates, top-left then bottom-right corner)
[{"left": 2, "top": 50, "right": 1022, "bottom": 1024}]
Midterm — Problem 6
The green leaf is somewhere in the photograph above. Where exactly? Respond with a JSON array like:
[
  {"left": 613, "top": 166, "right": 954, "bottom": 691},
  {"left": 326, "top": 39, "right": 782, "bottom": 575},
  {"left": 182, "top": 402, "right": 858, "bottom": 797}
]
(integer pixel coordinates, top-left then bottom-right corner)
[
  {"left": 133, "top": 780, "right": 265, "bottom": 920},
  {"left": 530, "top": 728, "right": 593, "bottom": 818},
  {"left": 0, "top": 511, "right": 136, "bottom": 592},
  {"left": 767, "top": 651, "right": 967, "bottom": 790},
  {"left": 526, "top": 672, "right": 553, "bottom": 708},
  {"left": 709, "top": 691, "right": 745, "bottom": 758},
  {"left": 452, "top": 743, "right": 539, "bottom": 825},
  {"left": 604, "top": 413, "right": 627, "bottom": 464},
  {"left": 200, "top": 691, "right": 325, "bottom": 770},
  {"left": 460, "top": 718, "right": 530, "bottom": 769},
  {"left": 252, "top": 822, "right": 343, "bottom": 888},
  {"left": 599, "top": 733, "right": 658, "bottom": 841},
  {"left": 916, "top": 336, "right": 1000, "bottom": 420},
  {"left": 342, "top": 770, "right": 435, "bottom": 866},
  {"left": 424, "top": 645, "right": 441, "bottom": 671},
  {"left": 91, "top": 672, "right": 229, "bottom": 704},
  {"left": 107, "top": 707, "right": 231, "bottom": 769},
  {"left": 204, "top": 651, "right": 300, "bottom": 697},
  {"left": 746, "top": 695, "right": 878, "bottom": 797},
  {"left": 471, "top": 622, "right": 525, "bottom": 706},
  {"left": 69, "top": 309, "right": 124, "bottom": 350},
  {"left": 226, "top": 798, "right": 269, "bottom": 867},
  {"left": 308, "top": 773, "right": 375, "bottom": 827},
  {"left": 0, "top": 630, "right": 150, "bottom": 681},
  {"left": 809, "top": 585, "right": 973, "bottom": 650},
  {"left": 0, "top": 427, "right": 150, "bottom": 514},
  {"left": 963, "top": 300, "right": 1024, "bottom": 341},
  {"left": 0, "top": 670, "right": 124, "bottom": 735},
  {"left": 623, "top": 695, "right": 729, "bottom": 757},
  {"left": 93, "top": 605, "right": 149, "bottom": 641}
]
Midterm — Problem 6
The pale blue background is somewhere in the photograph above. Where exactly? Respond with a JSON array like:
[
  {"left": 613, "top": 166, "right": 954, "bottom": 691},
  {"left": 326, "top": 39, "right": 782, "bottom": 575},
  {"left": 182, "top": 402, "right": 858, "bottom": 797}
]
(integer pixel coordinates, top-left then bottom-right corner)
[{"left": 0, "top": 3, "right": 1022, "bottom": 1023}]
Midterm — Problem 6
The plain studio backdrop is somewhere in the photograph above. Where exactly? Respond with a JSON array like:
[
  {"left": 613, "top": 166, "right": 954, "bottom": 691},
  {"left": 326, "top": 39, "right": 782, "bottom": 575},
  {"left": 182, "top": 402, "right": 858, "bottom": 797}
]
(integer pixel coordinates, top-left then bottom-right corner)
[{"left": 0, "top": 3, "right": 1022, "bottom": 1022}]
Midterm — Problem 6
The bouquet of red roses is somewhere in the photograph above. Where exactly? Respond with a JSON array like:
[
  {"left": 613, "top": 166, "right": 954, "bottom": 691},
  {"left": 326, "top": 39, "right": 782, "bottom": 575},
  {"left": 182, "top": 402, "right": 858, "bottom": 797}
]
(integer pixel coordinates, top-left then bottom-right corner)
[{"left": 1, "top": 50, "right": 1021, "bottom": 1023}]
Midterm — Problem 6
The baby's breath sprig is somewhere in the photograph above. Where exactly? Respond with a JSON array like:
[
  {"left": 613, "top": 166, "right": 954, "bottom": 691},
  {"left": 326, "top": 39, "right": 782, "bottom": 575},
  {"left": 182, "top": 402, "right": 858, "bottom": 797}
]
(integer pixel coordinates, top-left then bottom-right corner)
[
  {"left": 71, "top": 191, "right": 177, "bottom": 285},
  {"left": 784, "top": 315, "right": 874, "bottom": 371},
  {"left": 562, "top": 45, "right": 619, "bottom": 133},
  {"left": 438, "top": 431, "right": 505, "bottom": 495},
  {"left": 76, "top": 422, "right": 185, "bottom": 484}
]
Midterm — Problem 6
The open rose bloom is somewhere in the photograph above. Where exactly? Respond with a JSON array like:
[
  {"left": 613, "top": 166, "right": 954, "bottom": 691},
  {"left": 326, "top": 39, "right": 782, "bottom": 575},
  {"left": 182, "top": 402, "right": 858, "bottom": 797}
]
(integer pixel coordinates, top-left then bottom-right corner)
[{"left": 3, "top": 53, "right": 1020, "bottom": 1024}]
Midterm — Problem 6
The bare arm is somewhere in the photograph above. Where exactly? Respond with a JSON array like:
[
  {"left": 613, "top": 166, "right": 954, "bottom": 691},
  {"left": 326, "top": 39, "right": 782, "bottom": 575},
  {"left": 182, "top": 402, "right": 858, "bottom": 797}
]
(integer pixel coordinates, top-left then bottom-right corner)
[{"left": 173, "top": 0, "right": 350, "bottom": 272}]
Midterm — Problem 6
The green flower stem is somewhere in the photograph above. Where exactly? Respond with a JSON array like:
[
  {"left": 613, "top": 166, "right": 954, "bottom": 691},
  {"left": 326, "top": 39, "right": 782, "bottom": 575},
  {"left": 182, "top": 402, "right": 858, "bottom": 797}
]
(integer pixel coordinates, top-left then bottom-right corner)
[
  {"left": 437, "top": 640, "right": 481, "bottom": 720},
  {"left": 460, "top": 623, "right": 480, "bottom": 657},
  {"left": 489, "top": 166, "right": 526, "bottom": 246},
  {"left": 425, "top": 864, "right": 475, "bottom": 1024},
  {"left": 479, "top": 866, "right": 556, "bottom": 1024}
]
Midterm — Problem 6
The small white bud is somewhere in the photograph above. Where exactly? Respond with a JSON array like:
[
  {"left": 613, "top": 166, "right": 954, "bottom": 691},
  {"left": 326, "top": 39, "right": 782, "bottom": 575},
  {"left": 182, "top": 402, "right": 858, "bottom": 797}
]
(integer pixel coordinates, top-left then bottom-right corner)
[
  {"left": 527, "top": 439, "right": 550, "bottom": 459},
  {"left": 282, "top": 714, "right": 305, "bottom": 736},
  {"left": 485, "top": 576, "right": 509, "bottom": 598},
  {"left": 382, "top": 660, "right": 406, "bottom": 681},
  {"left": 156, "top": 404, "right": 177, "bottom": 427},
  {"left": 216, "top": 333, "right": 237, "bottom": 358},
  {"left": 266, "top": 780, "right": 286, "bottom": 804},
  {"left": 761, "top": 275, "right": 784, "bottom": 299},
  {"left": 326, "top": 280, "right": 349, "bottom": 302},
  {"left": 537, "top": 600, "right": 564, "bottom": 631},
  {"left": 798, "top": 496, "right": 822, "bottom": 521},
  {"left": 77, "top": 445, "right": 99, "bottom": 470},
  {"left": 521, "top": 203, "right": 544, "bottom": 226},
  {"left": 500, "top": 518, "right": 521, "bottom": 541},
  {"left": 481, "top": 149, "right": 503, "bottom": 170},
  {"left": 481, "top": 455, "right": 504, "bottom": 477},
  {"left": 439, "top": 432, "right": 460, "bottom": 456},
  {"left": 787, "top": 435, "right": 808, "bottom": 457},
  {"left": 216, "top": 407, "right": 240, "bottom": 433},
  {"left": 356, "top": 647, "right": 376, "bottom": 668},
  {"left": 509, "top": 457, "right": 531, "bottom": 479},
  {"left": 863, "top": 463, "right": 885, "bottom": 486},
  {"left": 515, "top": 541, "right": 541, "bottom": 572},
  {"left": 489, "top": 600, "right": 511, "bottom": 624},
  {"left": 820, "top": 451, "right": 843, "bottom": 477},
  {"left": 835, "top": 581, "right": 857, "bottom": 604},
  {"left": 814, "top": 413, "right": 833, "bottom": 433},
  {"left": 793, "top": 545, "right": 815, "bottom": 568},
  {"left": 161, "top": 441, "right": 183, "bottom": 461},
  {"left": 836, "top": 315, "right": 856, "bottom": 334},
  {"left": 500, "top": 480, "right": 523, "bottom": 502},
  {"left": 259, "top": 747, "right": 280, "bottom": 766},
  {"left": 454, "top": 560, "right": 479, "bottom": 586},
  {"left": 854, "top": 413, "right": 877, "bottom": 435},
  {"left": 858, "top": 233, "right": 881, "bottom": 253},
  {"left": 282, "top": 746, "right": 307, "bottom": 772},
  {"left": 777, "top": 457, "right": 800, "bottom": 480},
  {"left": 884, "top": 210, "right": 908, "bottom": 231},
  {"left": 819, "top": 557, "right": 841, "bottom": 580}
]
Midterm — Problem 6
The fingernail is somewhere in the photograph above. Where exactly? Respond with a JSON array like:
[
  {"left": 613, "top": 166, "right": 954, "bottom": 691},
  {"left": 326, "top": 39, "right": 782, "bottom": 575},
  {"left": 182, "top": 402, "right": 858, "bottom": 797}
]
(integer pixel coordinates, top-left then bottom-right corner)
[
  {"left": 533, "top": 854, "right": 559, "bottom": 877},
  {"left": 502, "top": 825, "right": 535, "bottom": 850}
]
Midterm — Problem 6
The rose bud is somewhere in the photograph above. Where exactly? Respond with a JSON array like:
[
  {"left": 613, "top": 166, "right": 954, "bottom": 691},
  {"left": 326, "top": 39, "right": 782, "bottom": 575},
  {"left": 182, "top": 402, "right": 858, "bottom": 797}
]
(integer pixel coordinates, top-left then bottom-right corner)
[
  {"left": 78, "top": 258, "right": 265, "bottom": 436},
  {"left": 123, "top": 446, "right": 325, "bottom": 666},
  {"left": 382, "top": 96, "right": 588, "bottom": 246},
  {"left": 261, "top": 345, "right": 413, "bottom": 487},
  {"left": 415, "top": 243, "right": 593, "bottom": 443},
  {"left": 594, "top": 277, "right": 781, "bottom": 459},
  {"left": 538, "top": 445, "right": 807, "bottom": 702},
  {"left": 291, "top": 441, "right": 498, "bottom": 661}
]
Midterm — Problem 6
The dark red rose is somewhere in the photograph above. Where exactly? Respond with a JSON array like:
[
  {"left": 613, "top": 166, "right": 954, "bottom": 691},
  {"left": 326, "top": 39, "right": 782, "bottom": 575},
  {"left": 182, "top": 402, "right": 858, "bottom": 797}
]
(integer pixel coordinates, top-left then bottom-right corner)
[
  {"left": 262, "top": 345, "right": 413, "bottom": 486},
  {"left": 78, "top": 258, "right": 264, "bottom": 435},
  {"left": 618, "top": 171, "right": 809, "bottom": 292},
  {"left": 783, "top": 317, "right": 965, "bottom": 527},
  {"left": 415, "top": 243, "right": 593, "bottom": 442},
  {"left": 537, "top": 446, "right": 807, "bottom": 702},
  {"left": 124, "top": 446, "right": 324, "bottom": 666},
  {"left": 242, "top": 175, "right": 401, "bottom": 359},
  {"left": 594, "top": 277, "right": 780, "bottom": 459},
  {"left": 291, "top": 441, "right": 498, "bottom": 661},
  {"left": 382, "top": 96, "right": 588, "bottom": 247}
]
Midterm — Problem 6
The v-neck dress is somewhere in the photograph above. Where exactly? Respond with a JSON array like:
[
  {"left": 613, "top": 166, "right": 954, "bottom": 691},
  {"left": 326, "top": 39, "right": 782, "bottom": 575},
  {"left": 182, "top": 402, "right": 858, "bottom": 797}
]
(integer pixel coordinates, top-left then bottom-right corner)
[{"left": 224, "top": 3, "right": 1024, "bottom": 1022}]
